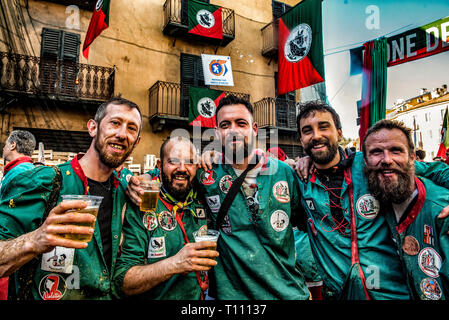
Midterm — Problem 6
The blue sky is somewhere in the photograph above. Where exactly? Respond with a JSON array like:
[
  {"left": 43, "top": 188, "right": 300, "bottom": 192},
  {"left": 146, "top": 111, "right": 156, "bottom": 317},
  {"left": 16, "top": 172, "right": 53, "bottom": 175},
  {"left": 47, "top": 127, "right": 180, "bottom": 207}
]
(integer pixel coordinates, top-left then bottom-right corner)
[{"left": 304, "top": 0, "right": 449, "bottom": 139}]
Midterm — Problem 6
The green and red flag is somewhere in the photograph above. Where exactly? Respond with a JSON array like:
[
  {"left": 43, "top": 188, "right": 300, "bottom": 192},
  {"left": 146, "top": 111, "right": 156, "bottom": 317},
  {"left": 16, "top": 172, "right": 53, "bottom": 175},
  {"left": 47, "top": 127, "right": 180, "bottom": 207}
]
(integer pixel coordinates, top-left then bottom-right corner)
[
  {"left": 189, "top": 86, "right": 224, "bottom": 128},
  {"left": 277, "top": 0, "right": 324, "bottom": 95},
  {"left": 437, "top": 107, "right": 449, "bottom": 158},
  {"left": 82, "top": 0, "right": 111, "bottom": 59},
  {"left": 188, "top": 0, "right": 223, "bottom": 40}
]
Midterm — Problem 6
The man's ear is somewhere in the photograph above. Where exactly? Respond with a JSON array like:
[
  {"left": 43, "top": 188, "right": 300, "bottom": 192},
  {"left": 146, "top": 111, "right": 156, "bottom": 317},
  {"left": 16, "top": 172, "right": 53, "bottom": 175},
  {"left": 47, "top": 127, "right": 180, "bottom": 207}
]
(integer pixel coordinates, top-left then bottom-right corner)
[
  {"left": 156, "top": 159, "right": 162, "bottom": 172},
  {"left": 9, "top": 141, "right": 16, "bottom": 151},
  {"left": 337, "top": 129, "right": 343, "bottom": 142},
  {"left": 87, "top": 119, "right": 97, "bottom": 138}
]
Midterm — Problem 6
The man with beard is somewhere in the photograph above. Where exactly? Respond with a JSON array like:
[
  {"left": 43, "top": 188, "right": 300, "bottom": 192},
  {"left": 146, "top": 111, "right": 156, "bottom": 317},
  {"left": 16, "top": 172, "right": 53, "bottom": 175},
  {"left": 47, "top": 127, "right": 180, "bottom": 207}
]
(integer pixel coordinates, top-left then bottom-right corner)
[
  {"left": 125, "top": 95, "right": 310, "bottom": 299},
  {"left": 296, "top": 100, "right": 449, "bottom": 299},
  {"left": 363, "top": 120, "right": 449, "bottom": 300},
  {"left": 196, "top": 94, "right": 309, "bottom": 300},
  {"left": 112, "top": 136, "right": 218, "bottom": 300},
  {"left": 0, "top": 96, "right": 142, "bottom": 300}
]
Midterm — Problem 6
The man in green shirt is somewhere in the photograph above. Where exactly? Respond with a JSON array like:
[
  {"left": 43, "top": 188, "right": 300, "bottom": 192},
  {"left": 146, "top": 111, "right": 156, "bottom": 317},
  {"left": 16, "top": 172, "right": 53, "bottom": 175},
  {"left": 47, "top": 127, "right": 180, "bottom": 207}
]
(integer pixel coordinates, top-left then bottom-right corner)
[
  {"left": 0, "top": 96, "right": 142, "bottom": 300},
  {"left": 113, "top": 137, "right": 218, "bottom": 300},
  {"left": 362, "top": 119, "right": 449, "bottom": 300},
  {"left": 295, "top": 100, "right": 449, "bottom": 299}
]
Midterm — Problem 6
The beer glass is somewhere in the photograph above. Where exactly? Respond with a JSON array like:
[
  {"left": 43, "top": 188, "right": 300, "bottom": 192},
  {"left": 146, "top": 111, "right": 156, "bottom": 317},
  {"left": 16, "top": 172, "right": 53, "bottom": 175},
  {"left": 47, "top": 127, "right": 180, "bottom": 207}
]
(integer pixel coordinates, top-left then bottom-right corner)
[
  {"left": 193, "top": 228, "right": 220, "bottom": 251},
  {"left": 139, "top": 177, "right": 160, "bottom": 212},
  {"left": 60, "top": 194, "right": 103, "bottom": 242}
]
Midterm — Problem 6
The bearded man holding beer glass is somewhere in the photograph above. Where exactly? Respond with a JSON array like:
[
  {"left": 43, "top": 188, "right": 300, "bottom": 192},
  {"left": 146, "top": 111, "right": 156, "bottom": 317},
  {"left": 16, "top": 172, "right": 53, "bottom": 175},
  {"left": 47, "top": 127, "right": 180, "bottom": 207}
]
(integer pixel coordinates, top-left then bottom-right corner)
[
  {"left": 0, "top": 97, "right": 142, "bottom": 300},
  {"left": 112, "top": 136, "right": 219, "bottom": 300}
]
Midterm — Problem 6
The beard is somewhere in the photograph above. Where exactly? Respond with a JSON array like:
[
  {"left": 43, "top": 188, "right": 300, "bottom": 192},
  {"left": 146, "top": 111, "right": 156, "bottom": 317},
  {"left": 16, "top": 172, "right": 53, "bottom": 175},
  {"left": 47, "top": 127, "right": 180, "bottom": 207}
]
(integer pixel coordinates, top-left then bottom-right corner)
[
  {"left": 304, "top": 137, "right": 339, "bottom": 165},
  {"left": 365, "top": 162, "right": 415, "bottom": 204},
  {"left": 223, "top": 134, "right": 255, "bottom": 164},
  {"left": 160, "top": 167, "right": 194, "bottom": 201},
  {"left": 94, "top": 135, "right": 135, "bottom": 169}
]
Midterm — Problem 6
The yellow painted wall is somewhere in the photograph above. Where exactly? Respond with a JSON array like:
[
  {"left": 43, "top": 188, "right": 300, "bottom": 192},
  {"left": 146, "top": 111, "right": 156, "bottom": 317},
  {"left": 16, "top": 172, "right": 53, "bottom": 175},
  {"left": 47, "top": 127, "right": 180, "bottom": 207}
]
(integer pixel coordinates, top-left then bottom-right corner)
[{"left": 3, "top": 0, "right": 302, "bottom": 164}]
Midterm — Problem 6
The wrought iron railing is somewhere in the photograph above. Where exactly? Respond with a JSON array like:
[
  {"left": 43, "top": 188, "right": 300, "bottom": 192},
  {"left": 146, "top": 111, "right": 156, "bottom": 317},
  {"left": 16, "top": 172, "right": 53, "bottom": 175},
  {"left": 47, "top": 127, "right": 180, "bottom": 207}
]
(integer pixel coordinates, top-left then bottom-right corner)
[
  {"left": 0, "top": 52, "right": 115, "bottom": 101},
  {"left": 261, "top": 20, "right": 278, "bottom": 57},
  {"left": 254, "top": 97, "right": 297, "bottom": 129},
  {"left": 163, "top": 0, "right": 235, "bottom": 37},
  {"left": 148, "top": 80, "right": 250, "bottom": 119}
]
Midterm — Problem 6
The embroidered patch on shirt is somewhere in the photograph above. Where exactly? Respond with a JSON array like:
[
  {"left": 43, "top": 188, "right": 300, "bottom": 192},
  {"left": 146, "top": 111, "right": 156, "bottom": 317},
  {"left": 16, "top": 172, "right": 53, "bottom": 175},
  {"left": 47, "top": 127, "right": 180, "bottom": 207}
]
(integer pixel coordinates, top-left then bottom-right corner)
[{"left": 148, "top": 236, "right": 166, "bottom": 258}]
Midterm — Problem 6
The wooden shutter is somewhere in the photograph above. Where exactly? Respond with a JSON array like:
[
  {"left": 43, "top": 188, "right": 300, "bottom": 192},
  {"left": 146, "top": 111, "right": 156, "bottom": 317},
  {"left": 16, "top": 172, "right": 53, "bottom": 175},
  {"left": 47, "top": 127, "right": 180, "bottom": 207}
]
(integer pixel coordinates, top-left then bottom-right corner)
[
  {"left": 40, "top": 28, "right": 80, "bottom": 95},
  {"left": 180, "top": 53, "right": 207, "bottom": 117},
  {"left": 272, "top": 1, "right": 292, "bottom": 20}
]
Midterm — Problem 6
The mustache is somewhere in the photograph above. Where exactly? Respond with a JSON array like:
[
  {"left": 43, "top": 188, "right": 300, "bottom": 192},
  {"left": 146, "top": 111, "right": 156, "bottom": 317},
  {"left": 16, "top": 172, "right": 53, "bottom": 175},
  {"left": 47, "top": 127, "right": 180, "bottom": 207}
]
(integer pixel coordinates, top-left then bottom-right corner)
[{"left": 305, "top": 138, "right": 330, "bottom": 151}]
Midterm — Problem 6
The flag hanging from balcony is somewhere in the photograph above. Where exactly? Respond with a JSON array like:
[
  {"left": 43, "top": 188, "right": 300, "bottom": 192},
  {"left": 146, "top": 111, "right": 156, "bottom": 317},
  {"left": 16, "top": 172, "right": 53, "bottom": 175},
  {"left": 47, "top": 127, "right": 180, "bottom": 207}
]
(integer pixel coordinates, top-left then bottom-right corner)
[
  {"left": 82, "top": 0, "right": 111, "bottom": 59},
  {"left": 188, "top": 0, "right": 223, "bottom": 40},
  {"left": 437, "top": 107, "right": 449, "bottom": 158},
  {"left": 277, "top": 0, "right": 324, "bottom": 95},
  {"left": 189, "top": 87, "right": 224, "bottom": 127}
]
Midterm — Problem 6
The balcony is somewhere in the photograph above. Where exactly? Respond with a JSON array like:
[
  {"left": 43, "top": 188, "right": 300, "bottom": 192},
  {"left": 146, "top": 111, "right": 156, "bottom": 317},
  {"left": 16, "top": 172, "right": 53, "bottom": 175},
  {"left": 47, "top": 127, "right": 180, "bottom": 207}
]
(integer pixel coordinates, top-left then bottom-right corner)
[
  {"left": 0, "top": 52, "right": 115, "bottom": 102},
  {"left": 254, "top": 97, "right": 297, "bottom": 131},
  {"left": 261, "top": 20, "right": 278, "bottom": 58},
  {"left": 162, "top": 0, "right": 235, "bottom": 46},
  {"left": 148, "top": 80, "right": 249, "bottom": 132}
]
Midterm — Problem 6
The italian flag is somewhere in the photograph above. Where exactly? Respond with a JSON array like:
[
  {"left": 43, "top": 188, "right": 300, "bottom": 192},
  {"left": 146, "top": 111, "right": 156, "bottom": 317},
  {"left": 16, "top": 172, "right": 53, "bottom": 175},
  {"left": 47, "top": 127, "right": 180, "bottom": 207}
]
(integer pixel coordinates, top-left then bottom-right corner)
[
  {"left": 82, "top": 0, "right": 110, "bottom": 59},
  {"left": 277, "top": 0, "right": 324, "bottom": 95},
  {"left": 188, "top": 0, "right": 223, "bottom": 40},
  {"left": 189, "top": 87, "right": 224, "bottom": 128}
]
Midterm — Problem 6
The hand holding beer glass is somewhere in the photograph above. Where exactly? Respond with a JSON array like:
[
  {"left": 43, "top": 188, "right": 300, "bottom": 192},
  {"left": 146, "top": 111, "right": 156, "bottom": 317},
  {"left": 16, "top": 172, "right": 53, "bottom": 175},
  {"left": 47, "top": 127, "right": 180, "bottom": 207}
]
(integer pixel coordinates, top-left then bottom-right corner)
[
  {"left": 59, "top": 195, "right": 103, "bottom": 243},
  {"left": 138, "top": 175, "right": 161, "bottom": 212}
]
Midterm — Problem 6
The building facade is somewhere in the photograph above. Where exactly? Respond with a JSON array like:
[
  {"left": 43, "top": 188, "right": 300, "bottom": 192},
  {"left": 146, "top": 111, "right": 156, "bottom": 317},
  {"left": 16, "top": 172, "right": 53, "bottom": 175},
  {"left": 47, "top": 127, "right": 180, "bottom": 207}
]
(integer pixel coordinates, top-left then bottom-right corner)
[
  {"left": 0, "top": 0, "right": 307, "bottom": 167},
  {"left": 387, "top": 85, "right": 449, "bottom": 161}
]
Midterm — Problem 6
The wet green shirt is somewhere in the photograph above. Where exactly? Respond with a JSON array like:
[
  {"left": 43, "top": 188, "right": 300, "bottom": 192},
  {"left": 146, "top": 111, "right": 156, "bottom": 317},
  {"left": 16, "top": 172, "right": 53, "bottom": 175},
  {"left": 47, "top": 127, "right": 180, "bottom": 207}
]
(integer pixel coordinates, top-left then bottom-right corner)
[
  {"left": 0, "top": 156, "right": 130, "bottom": 300},
  {"left": 112, "top": 192, "right": 208, "bottom": 300},
  {"left": 197, "top": 157, "right": 310, "bottom": 300}
]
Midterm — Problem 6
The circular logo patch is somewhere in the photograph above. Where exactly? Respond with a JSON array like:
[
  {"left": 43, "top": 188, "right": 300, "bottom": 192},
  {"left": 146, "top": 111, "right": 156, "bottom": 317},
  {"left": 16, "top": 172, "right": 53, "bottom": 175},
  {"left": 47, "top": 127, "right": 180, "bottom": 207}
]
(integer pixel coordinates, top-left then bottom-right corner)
[
  {"left": 95, "top": 0, "right": 103, "bottom": 11},
  {"left": 270, "top": 210, "right": 289, "bottom": 232},
  {"left": 196, "top": 9, "right": 215, "bottom": 29},
  {"left": 39, "top": 274, "right": 66, "bottom": 301},
  {"left": 200, "top": 170, "right": 217, "bottom": 185},
  {"left": 273, "top": 181, "right": 290, "bottom": 203},
  {"left": 197, "top": 97, "right": 216, "bottom": 118},
  {"left": 420, "top": 277, "right": 442, "bottom": 300},
  {"left": 143, "top": 211, "right": 158, "bottom": 231},
  {"left": 419, "top": 247, "right": 442, "bottom": 278},
  {"left": 356, "top": 194, "right": 380, "bottom": 220},
  {"left": 158, "top": 210, "right": 177, "bottom": 231},
  {"left": 219, "top": 175, "right": 233, "bottom": 194},
  {"left": 284, "top": 23, "right": 312, "bottom": 63},
  {"left": 402, "top": 235, "right": 420, "bottom": 256}
]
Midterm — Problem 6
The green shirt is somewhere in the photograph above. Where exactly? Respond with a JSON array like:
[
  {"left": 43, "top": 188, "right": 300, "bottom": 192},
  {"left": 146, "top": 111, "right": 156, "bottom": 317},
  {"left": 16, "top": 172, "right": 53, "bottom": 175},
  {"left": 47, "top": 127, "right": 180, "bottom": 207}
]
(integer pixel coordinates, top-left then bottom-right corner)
[
  {"left": 384, "top": 177, "right": 449, "bottom": 300},
  {"left": 197, "top": 157, "right": 310, "bottom": 300},
  {"left": 112, "top": 191, "right": 208, "bottom": 300},
  {"left": 0, "top": 156, "right": 130, "bottom": 300}
]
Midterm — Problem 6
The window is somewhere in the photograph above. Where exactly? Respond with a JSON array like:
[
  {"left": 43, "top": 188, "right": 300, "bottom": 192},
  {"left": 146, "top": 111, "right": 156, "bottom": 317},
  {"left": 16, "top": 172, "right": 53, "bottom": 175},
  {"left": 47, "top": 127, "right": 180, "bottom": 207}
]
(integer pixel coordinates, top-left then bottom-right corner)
[
  {"left": 180, "top": 53, "right": 208, "bottom": 117},
  {"left": 40, "top": 28, "right": 80, "bottom": 95},
  {"left": 272, "top": 1, "right": 292, "bottom": 19},
  {"left": 274, "top": 72, "right": 296, "bottom": 128}
]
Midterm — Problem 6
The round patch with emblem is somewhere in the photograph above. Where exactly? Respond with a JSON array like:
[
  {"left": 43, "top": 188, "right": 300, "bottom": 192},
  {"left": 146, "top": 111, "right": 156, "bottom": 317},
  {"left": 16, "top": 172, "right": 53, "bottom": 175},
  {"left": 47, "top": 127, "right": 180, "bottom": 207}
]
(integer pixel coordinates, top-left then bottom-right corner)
[
  {"left": 420, "top": 277, "right": 442, "bottom": 300},
  {"left": 219, "top": 175, "right": 233, "bottom": 194},
  {"left": 143, "top": 211, "right": 158, "bottom": 231},
  {"left": 196, "top": 9, "right": 215, "bottom": 29},
  {"left": 39, "top": 274, "right": 66, "bottom": 301},
  {"left": 419, "top": 247, "right": 442, "bottom": 278},
  {"left": 284, "top": 23, "right": 312, "bottom": 63},
  {"left": 272, "top": 181, "right": 290, "bottom": 203},
  {"left": 200, "top": 170, "right": 217, "bottom": 185},
  {"left": 402, "top": 235, "right": 420, "bottom": 256},
  {"left": 270, "top": 210, "right": 289, "bottom": 232},
  {"left": 197, "top": 97, "right": 216, "bottom": 118},
  {"left": 356, "top": 194, "right": 380, "bottom": 220},
  {"left": 158, "top": 210, "right": 177, "bottom": 231}
]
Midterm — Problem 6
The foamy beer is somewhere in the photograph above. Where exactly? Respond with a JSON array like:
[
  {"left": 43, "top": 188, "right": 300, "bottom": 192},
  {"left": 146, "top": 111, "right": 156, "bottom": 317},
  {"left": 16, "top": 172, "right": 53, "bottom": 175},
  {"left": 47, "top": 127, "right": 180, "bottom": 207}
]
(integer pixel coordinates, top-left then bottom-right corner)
[
  {"left": 193, "top": 228, "right": 220, "bottom": 252},
  {"left": 60, "top": 195, "right": 103, "bottom": 242},
  {"left": 139, "top": 177, "right": 160, "bottom": 212}
]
